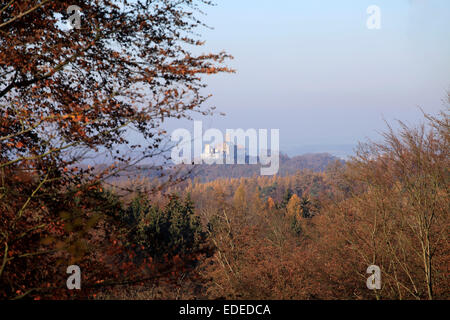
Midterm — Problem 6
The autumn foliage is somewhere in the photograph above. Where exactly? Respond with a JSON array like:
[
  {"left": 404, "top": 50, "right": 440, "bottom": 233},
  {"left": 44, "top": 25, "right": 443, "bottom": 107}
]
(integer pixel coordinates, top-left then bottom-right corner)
[
  {"left": 0, "top": 0, "right": 448, "bottom": 301},
  {"left": 0, "top": 0, "right": 232, "bottom": 299}
]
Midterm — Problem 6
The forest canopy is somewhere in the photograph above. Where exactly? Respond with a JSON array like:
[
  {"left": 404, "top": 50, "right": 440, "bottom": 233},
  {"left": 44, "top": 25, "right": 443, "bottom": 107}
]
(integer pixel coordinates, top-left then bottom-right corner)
[{"left": 0, "top": 1, "right": 448, "bottom": 301}]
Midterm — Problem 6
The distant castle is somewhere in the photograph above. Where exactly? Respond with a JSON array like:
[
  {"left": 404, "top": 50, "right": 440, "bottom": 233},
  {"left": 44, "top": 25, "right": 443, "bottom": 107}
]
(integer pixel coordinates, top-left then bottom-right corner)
[{"left": 201, "top": 133, "right": 246, "bottom": 163}]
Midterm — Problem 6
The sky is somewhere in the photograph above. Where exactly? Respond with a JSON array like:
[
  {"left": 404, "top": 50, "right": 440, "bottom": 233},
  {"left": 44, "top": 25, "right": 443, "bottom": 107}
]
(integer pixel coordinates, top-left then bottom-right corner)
[{"left": 164, "top": 0, "right": 450, "bottom": 157}]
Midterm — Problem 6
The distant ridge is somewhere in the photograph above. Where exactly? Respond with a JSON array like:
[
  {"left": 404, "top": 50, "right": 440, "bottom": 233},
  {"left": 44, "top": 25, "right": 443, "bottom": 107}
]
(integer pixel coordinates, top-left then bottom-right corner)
[
  {"left": 105, "top": 152, "right": 344, "bottom": 183},
  {"left": 178, "top": 153, "right": 343, "bottom": 182}
]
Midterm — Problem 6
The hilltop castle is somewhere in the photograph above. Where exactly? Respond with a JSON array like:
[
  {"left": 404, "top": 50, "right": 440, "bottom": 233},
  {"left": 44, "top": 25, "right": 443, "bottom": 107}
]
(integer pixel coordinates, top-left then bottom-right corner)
[{"left": 201, "top": 133, "right": 244, "bottom": 163}]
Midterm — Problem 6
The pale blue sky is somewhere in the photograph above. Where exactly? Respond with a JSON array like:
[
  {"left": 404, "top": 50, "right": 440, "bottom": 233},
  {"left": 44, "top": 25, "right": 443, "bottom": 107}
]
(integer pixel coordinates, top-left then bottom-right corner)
[{"left": 165, "top": 0, "right": 450, "bottom": 156}]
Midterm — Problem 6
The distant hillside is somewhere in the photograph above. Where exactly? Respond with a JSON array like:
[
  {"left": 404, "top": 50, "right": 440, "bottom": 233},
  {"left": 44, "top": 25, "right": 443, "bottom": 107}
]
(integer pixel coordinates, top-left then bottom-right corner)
[
  {"left": 179, "top": 153, "right": 343, "bottom": 182},
  {"left": 106, "top": 153, "right": 344, "bottom": 183}
]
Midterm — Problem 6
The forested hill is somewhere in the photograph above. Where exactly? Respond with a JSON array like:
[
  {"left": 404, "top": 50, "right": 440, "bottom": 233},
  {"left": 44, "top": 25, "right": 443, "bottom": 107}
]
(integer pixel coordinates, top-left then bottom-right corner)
[{"left": 179, "top": 153, "right": 344, "bottom": 182}]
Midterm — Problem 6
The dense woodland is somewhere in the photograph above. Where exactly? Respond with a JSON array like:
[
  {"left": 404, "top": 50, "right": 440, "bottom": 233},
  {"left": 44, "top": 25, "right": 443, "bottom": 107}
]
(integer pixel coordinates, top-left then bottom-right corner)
[
  {"left": 104, "top": 109, "right": 449, "bottom": 300},
  {"left": 0, "top": 0, "right": 448, "bottom": 300}
]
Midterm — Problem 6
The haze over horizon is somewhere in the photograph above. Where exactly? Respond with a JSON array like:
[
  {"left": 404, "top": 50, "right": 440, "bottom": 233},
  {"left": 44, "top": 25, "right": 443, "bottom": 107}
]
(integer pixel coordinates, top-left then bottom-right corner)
[{"left": 162, "top": 0, "right": 450, "bottom": 158}]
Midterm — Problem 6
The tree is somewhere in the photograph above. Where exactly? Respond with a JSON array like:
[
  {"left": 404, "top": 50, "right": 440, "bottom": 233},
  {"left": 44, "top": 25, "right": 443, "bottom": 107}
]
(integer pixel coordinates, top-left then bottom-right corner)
[
  {"left": 266, "top": 196, "right": 275, "bottom": 210},
  {"left": 300, "top": 196, "right": 312, "bottom": 218},
  {"left": 233, "top": 182, "right": 247, "bottom": 213},
  {"left": 280, "top": 188, "right": 293, "bottom": 209},
  {"left": 316, "top": 107, "right": 449, "bottom": 299},
  {"left": 286, "top": 194, "right": 301, "bottom": 218},
  {"left": 0, "top": 0, "right": 232, "bottom": 299},
  {"left": 121, "top": 194, "right": 207, "bottom": 262}
]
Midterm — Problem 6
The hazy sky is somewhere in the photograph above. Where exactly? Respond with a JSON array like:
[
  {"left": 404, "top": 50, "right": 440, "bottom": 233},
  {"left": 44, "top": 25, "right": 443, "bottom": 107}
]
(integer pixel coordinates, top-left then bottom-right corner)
[{"left": 165, "top": 0, "right": 450, "bottom": 156}]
